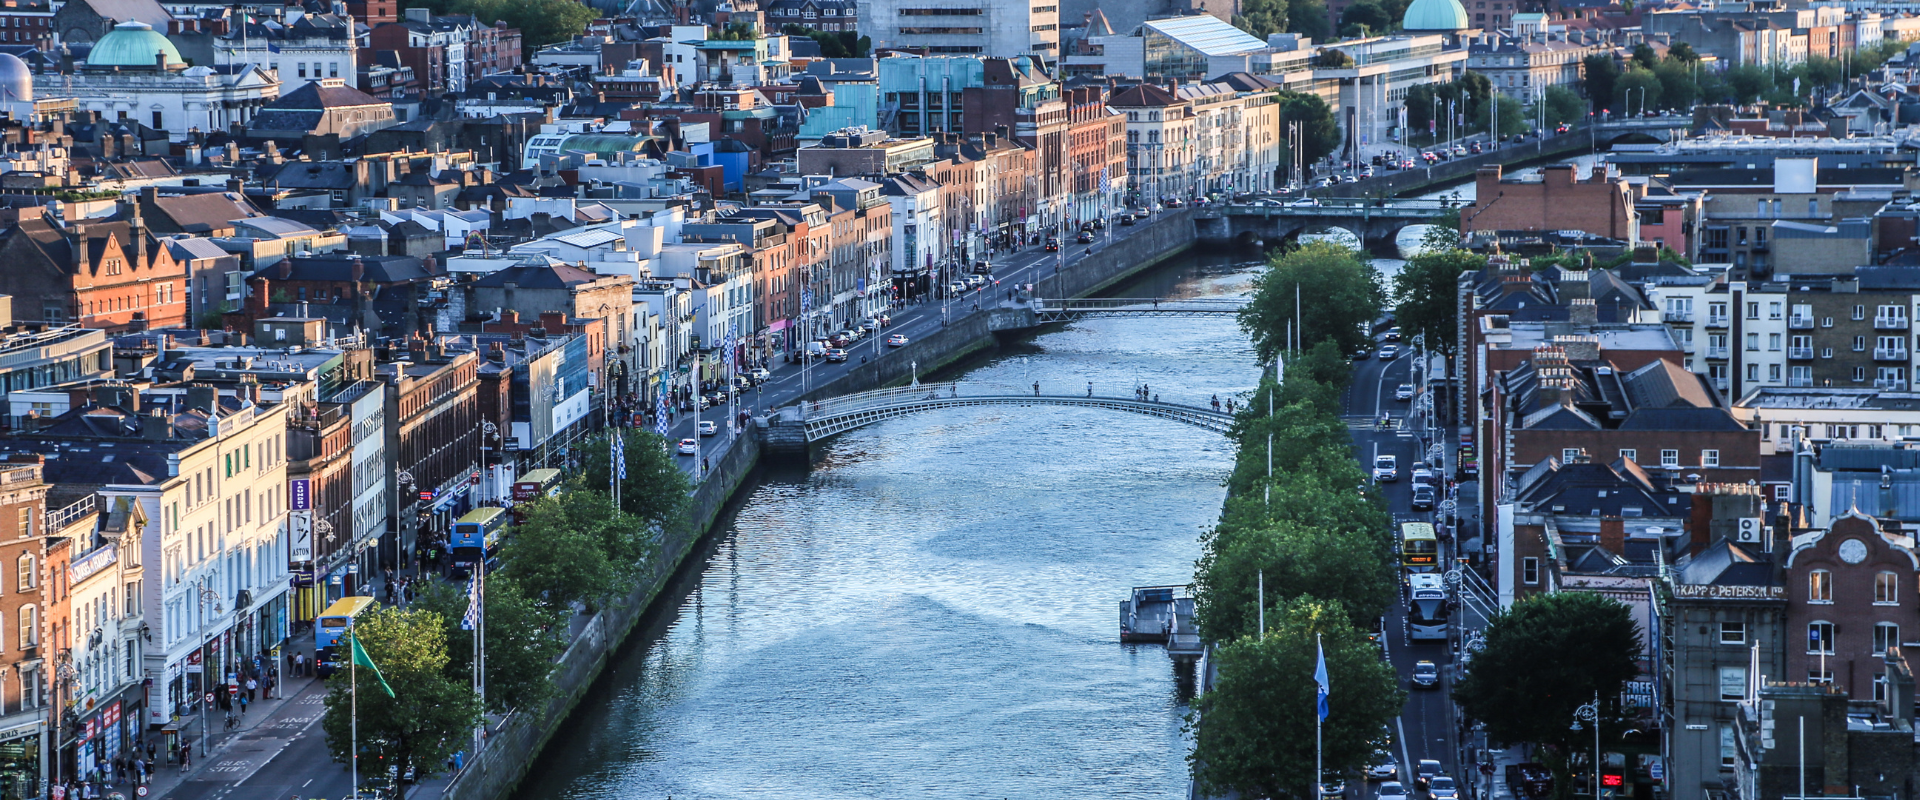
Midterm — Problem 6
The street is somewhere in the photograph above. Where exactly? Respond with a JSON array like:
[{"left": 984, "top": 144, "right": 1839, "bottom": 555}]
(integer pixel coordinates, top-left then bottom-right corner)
[{"left": 1343, "top": 343, "right": 1466, "bottom": 796}]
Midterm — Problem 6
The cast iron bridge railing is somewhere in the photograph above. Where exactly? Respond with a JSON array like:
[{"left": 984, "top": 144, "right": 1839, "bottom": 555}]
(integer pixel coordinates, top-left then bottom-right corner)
[
  {"left": 793, "top": 383, "right": 1236, "bottom": 442},
  {"left": 1029, "top": 297, "right": 1249, "bottom": 324}
]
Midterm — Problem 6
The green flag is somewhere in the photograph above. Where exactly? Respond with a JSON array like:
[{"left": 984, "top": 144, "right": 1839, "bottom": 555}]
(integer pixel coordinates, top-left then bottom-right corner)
[{"left": 349, "top": 630, "right": 394, "bottom": 698}]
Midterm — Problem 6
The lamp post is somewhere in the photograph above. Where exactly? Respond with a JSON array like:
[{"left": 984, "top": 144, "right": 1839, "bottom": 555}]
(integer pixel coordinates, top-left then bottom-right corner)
[
  {"left": 395, "top": 469, "right": 415, "bottom": 579},
  {"left": 481, "top": 422, "right": 500, "bottom": 505},
  {"left": 194, "top": 584, "right": 224, "bottom": 756},
  {"left": 1571, "top": 693, "right": 1601, "bottom": 799}
]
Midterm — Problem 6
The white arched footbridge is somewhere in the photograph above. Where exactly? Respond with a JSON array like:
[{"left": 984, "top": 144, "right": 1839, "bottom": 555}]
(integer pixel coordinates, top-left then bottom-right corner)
[{"left": 774, "top": 383, "right": 1237, "bottom": 444}]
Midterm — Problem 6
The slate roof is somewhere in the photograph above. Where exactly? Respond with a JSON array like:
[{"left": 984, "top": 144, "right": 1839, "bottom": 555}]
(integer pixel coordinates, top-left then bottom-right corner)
[
  {"left": 269, "top": 80, "right": 387, "bottom": 110},
  {"left": 469, "top": 262, "right": 602, "bottom": 289},
  {"left": 255, "top": 254, "right": 430, "bottom": 283}
]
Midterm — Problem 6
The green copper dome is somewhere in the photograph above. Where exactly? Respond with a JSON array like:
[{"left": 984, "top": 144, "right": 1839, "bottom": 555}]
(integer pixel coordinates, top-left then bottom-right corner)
[
  {"left": 1402, "top": 0, "right": 1470, "bottom": 31},
  {"left": 88, "top": 20, "right": 182, "bottom": 68}
]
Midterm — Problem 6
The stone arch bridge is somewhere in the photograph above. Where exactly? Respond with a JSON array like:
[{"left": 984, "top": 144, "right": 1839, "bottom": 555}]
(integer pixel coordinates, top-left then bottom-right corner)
[{"left": 1192, "top": 199, "right": 1458, "bottom": 249}]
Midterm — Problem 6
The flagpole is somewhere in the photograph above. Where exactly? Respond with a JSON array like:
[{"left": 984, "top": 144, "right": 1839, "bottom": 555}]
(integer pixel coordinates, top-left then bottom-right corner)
[
  {"left": 1316, "top": 632, "right": 1323, "bottom": 800},
  {"left": 351, "top": 630, "right": 358, "bottom": 796}
]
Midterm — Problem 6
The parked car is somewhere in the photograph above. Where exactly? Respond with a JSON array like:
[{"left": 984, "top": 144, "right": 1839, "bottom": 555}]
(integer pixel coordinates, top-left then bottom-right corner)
[
  {"left": 1410, "top": 466, "right": 1436, "bottom": 487},
  {"left": 1395, "top": 383, "right": 1414, "bottom": 400},
  {"left": 696, "top": 420, "right": 718, "bottom": 437},
  {"left": 887, "top": 334, "right": 909, "bottom": 347},
  {"left": 824, "top": 348, "right": 848, "bottom": 363},
  {"left": 1373, "top": 454, "right": 1398, "bottom": 482},
  {"left": 1352, "top": 348, "right": 1372, "bottom": 361},
  {"left": 676, "top": 438, "right": 698, "bottom": 455},
  {"left": 1412, "top": 660, "right": 1440, "bottom": 688}
]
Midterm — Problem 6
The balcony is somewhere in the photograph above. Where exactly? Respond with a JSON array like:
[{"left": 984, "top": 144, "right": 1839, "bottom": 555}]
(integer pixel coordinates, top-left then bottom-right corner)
[
  {"left": 1788, "top": 346, "right": 1815, "bottom": 360},
  {"left": 1877, "top": 316, "right": 1911, "bottom": 330},
  {"left": 1875, "top": 347, "right": 1910, "bottom": 362},
  {"left": 1712, "top": 377, "right": 1730, "bottom": 391},
  {"left": 1664, "top": 310, "right": 1694, "bottom": 323},
  {"left": 1787, "top": 376, "right": 1816, "bottom": 387},
  {"left": 1706, "top": 315, "right": 1730, "bottom": 328},
  {"left": 1789, "top": 315, "right": 1815, "bottom": 330},
  {"left": 1878, "top": 379, "right": 1908, "bottom": 391},
  {"left": 1680, "top": 341, "right": 1696, "bottom": 354},
  {"left": 1706, "top": 346, "right": 1730, "bottom": 359}
]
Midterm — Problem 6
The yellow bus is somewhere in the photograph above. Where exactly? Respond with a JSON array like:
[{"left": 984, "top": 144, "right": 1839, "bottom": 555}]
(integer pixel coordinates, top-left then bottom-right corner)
[
  {"left": 315, "top": 596, "right": 378, "bottom": 677},
  {"left": 1400, "top": 522, "right": 1439, "bottom": 573}
]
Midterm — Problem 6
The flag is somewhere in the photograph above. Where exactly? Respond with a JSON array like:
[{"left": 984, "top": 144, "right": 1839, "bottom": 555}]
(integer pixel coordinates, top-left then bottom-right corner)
[
  {"left": 460, "top": 572, "right": 481, "bottom": 631},
  {"left": 1314, "top": 639, "right": 1330, "bottom": 721},
  {"left": 350, "top": 631, "right": 395, "bottom": 698},
  {"left": 654, "top": 390, "right": 669, "bottom": 438},
  {"left": 614, "top": 432, "right": 628, "bottom": 480}
]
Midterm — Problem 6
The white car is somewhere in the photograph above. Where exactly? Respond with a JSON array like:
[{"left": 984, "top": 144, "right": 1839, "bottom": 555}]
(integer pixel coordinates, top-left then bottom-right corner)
[
  {"left": 748, "top": 368, "right": 770, "bottom": 383},
  {"left": 1367, "top": 753, "right": 1398, "bottom": 780},
  {"left": 1394, "top": 383, "right": 1414, "bottom": 401},
  {"left": 966, "top": 274, "right": 987, "bottom": 287},
  {"left": 1373, "top": 454, "right": 1398, "bottom": 482},
  {"left": 887, "top": 334, "right": 909, "bottom": 347},
  {"left": 676, "top": 438, "right": 698, "bottom": 455},
  {"left": 696, "top": 420, "right": 718, "bottom": 437},
  {"left": 1377, "top": 344, "right": 1400, "bottom": 360},
  {"left": 1377, "top": 781, "right": 1408, "bottom": 800},
  {"left": 1429, "top": 776, "right": 1460, "bottom": 800},
  {"left": 947, "top": 281, "right": 967, "bottom": 295}
]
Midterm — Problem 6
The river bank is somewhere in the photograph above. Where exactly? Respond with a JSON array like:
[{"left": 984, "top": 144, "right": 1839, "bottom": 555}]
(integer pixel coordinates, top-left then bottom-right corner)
[{"left": 432, "top": 208, "right": 1227, "bottom": 800}]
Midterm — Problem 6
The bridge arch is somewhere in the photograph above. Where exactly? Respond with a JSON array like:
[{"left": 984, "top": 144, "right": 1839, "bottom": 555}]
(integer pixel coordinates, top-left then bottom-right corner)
[{"left": 771, "top": 384, "right": 1236, "bottom": 445}]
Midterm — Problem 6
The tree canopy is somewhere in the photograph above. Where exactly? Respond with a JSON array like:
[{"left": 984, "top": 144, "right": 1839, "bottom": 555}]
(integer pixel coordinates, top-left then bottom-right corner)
[
  {"left": 497, "top": 490, "right": 634, "bottom": 611},
  {"left": 413, "top": 576, "right": 566, "bottom": 716},
  {"left": 1233, "top": 0, "right": 1289, "bottom": 40},
  {"left": 1392, "top": 247, "right": 1485, "bottom": 357},
  {"left": 577, "top": 429, "right": 693, "bottom": 535},
  {"left": 1194, "top": 518, "right": 1397, "bottom": 641},
  {"left": 1278, "top": 91, "right": 1342, "bottom": 174},
  {"left": 1187, "top": 599, "right": 1403, "bottom": 800},
  {"left": 412, "top": 0, "right": 596, "bottom": 55},
  {"left": 1239, "top": 240, "right": 1383, "bottom": 361},
  {"left": 321, "top": 607, "right": 483, "bottom": 787}
]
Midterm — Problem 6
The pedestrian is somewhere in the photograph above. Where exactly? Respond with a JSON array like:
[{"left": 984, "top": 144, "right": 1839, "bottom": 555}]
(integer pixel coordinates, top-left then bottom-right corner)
[
  {"left": 1226, "top": 399, "right": 1235, "bottom": 414},
  {"left": 294, "top": 652, "right": 305, "bottom": 677},
  {"left": 1210, "top": 394, "right": 1220, "bottom": 411},
  {"left": 1033, "top": 381, "right": 1040, "bottom": 396},
  {"left": 1086, "top": 381, "right": 1093, "bottom": 397},
  {"left": 247, "top": 677, "right": 258, "bottom": 702},
  {"left": 239, "top": 693, "right": 248, "bottom": 714}
]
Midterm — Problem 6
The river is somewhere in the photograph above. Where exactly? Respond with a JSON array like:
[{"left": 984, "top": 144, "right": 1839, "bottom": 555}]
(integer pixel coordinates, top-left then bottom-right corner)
[{"left": 511, "top": 247, "right": 1265, "bottom": 800}]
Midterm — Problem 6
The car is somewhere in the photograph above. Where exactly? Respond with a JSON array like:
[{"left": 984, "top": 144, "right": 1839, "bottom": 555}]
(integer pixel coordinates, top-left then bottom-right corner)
[
  {"left": 1401, "top": 159, "right": 1417, "bottom": 169},
  {"left": 838, "top": 328, "right": 862, "bottom": 342},
  {"left": 1410, "top": 466, "right": 1436, "bottom": 487},
  {"left": 1254, "top": 199, "right": 1282, "bottom": 207},
  {"left": 1373, "top": 454, "right": 1398, "bottom": 482},
  {"left": 1045, "top": 238, "right": 1061, "bottom": 251},
  {"left": 1469, "top": 142, "right": 1483, "bottom": 154},
  {"left": 1360, "top": 168, "right": 1375, "bottom": 178},
  {"left": 1429, "top": 776, "right": 1460, "bottom": 800},
  {"left": 1120, "top": 213, "right": 1138, "bottom": 225},
  {"left": 1077, "top": 231, "right": 1095, "bottom": 243},
  {"left": 887, "top": 334, "right": 909, "bottom": 347},
  {"left": 1555, "top": 123, "right": 1572, "bottom": 134},
  {"left": 874, "top": 314, "right": 892, "bottom": 327},
  {"left": 1342, "top": 175, "right": 1361, "bottom": 184},
  {"left": 1164, "top": 198, "right": 1184, "bottom": 208},
  {"left": 1510, "top": 133, "right": 1528, "bottom": 143},
  {"left": 1367, "top": 753, "right": 1398, "bottom": 780},
  {"left": 1416, "top": 760, "right": 1443, "bottom": 789},
  {"left": 947, "top": 281, "right": 967, "bottom": 295},
  {"left": 1322, "top": 177, "right": 1340, "bottom": 187},
  {"left": 1411, "top": 485, "right": 1435, "bottom": 511},
  {"left": 1321, "top": 777, "right": 1347, "bottom": 799},
  {"left": 965, "top": 274, "right": 987, "bottom": 287},
  {"left": 824, "top": 348, "right": 848, "bottom": 363},
  {"left": 1352, "top": 348, "right": 1372, "bottom": 361},
  {"left": 1377, "top": 344, "right": 1400, "bottom": 360},
  {"left": 1412, "top": 660, "right": 1440, "bottom": 688},
  {"left": 857, "top": 320, "right": 880, "bottom": 334},
  {"left": 748, "top": 368, "right": 770, "bottom": 383},
  {"left": 676, "top": 438, "right": 698, "bottom": 455},
  {"left": 695, "top": 420, "right": 718, "bottom": 437},
  {"left": 1395, "top": 383, "right": 1414, "bottom": 401},
  {"left": 1378, "top": 780, "right": 1408, "bottom": 800},
  {"left": 1384, "top": 326, "right": 1402, "bottom": 341},
  {"left": 1451, "top": 145, "right": 1467, "bottom": 156}
]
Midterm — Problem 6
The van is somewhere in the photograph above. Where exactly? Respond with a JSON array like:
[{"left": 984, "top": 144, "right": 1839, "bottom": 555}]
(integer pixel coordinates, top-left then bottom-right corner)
[{"left": 804, "top": 341, "right": 827, "bottom": 360}]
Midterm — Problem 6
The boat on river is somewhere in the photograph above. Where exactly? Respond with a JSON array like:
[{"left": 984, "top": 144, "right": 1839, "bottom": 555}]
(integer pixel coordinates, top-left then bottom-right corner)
[{"left": 1119, "top": 585, "right": 1204, "bottom": 656}]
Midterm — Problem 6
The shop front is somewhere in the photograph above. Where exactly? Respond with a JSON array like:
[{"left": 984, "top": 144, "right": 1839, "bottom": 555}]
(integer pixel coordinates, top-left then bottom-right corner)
[
  {"left": 70, "top": 696, "right": 135, "bottom": 784},
  {"left": 0, "top": 723, "right": 41, "bottom": 800}
]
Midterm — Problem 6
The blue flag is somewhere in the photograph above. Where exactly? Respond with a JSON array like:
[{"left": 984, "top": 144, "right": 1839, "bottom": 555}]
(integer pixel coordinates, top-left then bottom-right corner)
[
  {"left": 655, "top": 390, "right": 669, "bottom": 438},
  {"left": 460, "top": 571, "right": 481, "bottom": 631},
  {"left": 1314, "top": 639, "right": 1331, "bottom": 721}
]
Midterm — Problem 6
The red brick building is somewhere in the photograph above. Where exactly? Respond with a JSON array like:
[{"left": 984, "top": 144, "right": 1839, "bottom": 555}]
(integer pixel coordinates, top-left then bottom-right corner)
[
  {"left": 1785, "top": 512, "right": 1920, "bottom": 699},
  {"left": 1464, "top": 163, "right": 1640, "bottom": 243},
  {"left": 0, "top": 206, "right": 188, "bottom": 332}
]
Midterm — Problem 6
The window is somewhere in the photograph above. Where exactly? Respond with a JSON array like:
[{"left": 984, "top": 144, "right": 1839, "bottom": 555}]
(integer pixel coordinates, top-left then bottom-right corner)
[
  {"left": 1856, "top": 305, "right": 1868, "bottom": 321},
  {"left": 1856, "top": 335, "right": 1868, "bottom": 352},
  {"left": 1719, "top": 666, "right": 1747, "bottom": 701},
  {"left": 1809, "top": 570, "right": 1832, "bottom": 603},
  {"left": 1747, "top": 302, "right": 1760, "bottom": 320},
  {"left": 1875, "top": 622, "right": 1901, "bottom": 655},
  {"left": 1876, "top": 571, "right": 1900, "bottom": 605},
  {"left": 1808, "top": 621, "right": 1835, "bottom": 653},
  {"left": 1523, "top": 557, "right": 1539, "bottom": 585},
  {"left": 1702, "top": 450, "right": 1720, "bottom": 467},
  {"left": 1768, "top": 364, "right": 1782, "bottom": 382},
  {"left": 1618, "top": 448, "right": 1637, "bottom": 462},
  {"left": 1720, "top": 621, "right": 1746, "bottom": 644},
  {"left": 1746, "top": 333, "right": 1759, "bottom": 351},
  {"left": 16, "top": 606, "right": 31, "bottom": 649},
  {"left": 1768, "top": 333, "right": 1782, "bottom": 350},
  {"left": 1769, "top": 301, "right": 1782, "bottom": 320},
  {"left": 1720, "top": 724, "right": 1736, "bottom": 767},
  {"left": 1562, "top": 448, "right": 1582, "bottom": 463},
  {"left": 1823, "top": 317, "right": 1834, "bottom": 328},
  {"left": 1856, "top": 366, "right": 1869, "bottom": 382},
  {"left": 1747, "top": 364, "right": 1759, "bottom": 381},
  {"left": 1660, "top": 449, "right": 1679, "bottom": 467},
  {"left": 14, "top": 508, "right": 27, "bottom": 538}
]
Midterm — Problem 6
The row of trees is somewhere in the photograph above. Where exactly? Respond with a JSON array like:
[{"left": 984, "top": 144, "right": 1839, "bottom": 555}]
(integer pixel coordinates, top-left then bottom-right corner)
[
  {"left": 1187, "top": 242, "right": 1403, "bottom": 799},
  {"left": 1587, "top": 39, "right": 1910, "bottom": 115},
  {"left": 320, "top": 430, "right": 692, "bottom": 792},
  {"left": 406, "top": 0, "right": 598, "bottom": 56}
]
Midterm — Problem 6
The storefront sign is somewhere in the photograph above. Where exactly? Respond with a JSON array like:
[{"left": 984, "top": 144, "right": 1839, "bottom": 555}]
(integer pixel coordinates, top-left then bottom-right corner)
[
  {"left": 290, "top": 512, "right": 312, "bottom": 566},
  {"left": 80, "top": 717, "right": 95, "bottom": 743},
  {"left": 1672, "top": 584, "right": 1787, "bottom": 600},
  {"left": 289, "top": 478, "right": 311, "bottom": 511},
  {"left": 69, "top": 545, "right": 116, "bottom": 585}
]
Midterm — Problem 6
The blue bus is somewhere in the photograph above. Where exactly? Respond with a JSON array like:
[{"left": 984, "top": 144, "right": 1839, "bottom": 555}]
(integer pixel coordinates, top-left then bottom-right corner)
[
  {"left": 315, "top": 596, "right": 378, "bottom": 677},
  {"left": 451, "top": 506, "right": 509, "bottom": 564}
]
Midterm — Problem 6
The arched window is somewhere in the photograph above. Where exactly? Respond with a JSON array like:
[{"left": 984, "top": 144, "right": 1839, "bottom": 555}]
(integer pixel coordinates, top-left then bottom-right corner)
[
  {"left": 1878, "top": 571, "right": 1900, "bottom": 605},
  {"left": 1809, "top": 569, "right": 1833, "bottom": 603}
]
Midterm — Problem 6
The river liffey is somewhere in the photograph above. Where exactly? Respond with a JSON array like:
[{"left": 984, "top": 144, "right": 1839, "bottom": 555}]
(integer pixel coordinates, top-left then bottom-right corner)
[{"left": 510, "top": 247, "right": 1264, "bottom": 800}]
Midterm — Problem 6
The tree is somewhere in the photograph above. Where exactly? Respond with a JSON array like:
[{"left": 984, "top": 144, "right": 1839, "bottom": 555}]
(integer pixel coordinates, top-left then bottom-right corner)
[
  {"left": 412, "top": 577, "right": 566, "bottom": 716},
  {"left": 1486, "top": 91, "right": 1526, "bottom": 137},
  {"left": 1456, "top": 71, "right": 1493, "bottom": 126},
  {"left": 1187, "top": 599, "right": 1403, "bottom": 800},
  {"left": 1404, "top": 83, "right": 1440, "bottom": 139},
  {"left": 1392, "top": 248, "right": 1484, "bottom": 357},
  {"left": 1314, "top": 48, "right": 1356, "bottom": 68},
  {"left": 497, "top": 492, "right": 626, "bottom": 611},
  {"left": 1194, "top": 519, "right": 1398, "bottom": 642},
  {"left": 577, "top": 429, "right": 692, "bottom": 535},
  {"left": 1337, "top": 1, "right": 1391, "bottom": 37},
  {"left": 1581, "top": 54, "right": 1619, "bottom": 111},
  {"left": 1630, "top": 42, "right": 1659, "bottom": 71},
  {"left": 1452, "top": 592, "right": 1641, "bottom": 795},
  {"left": 320, "top": 607, "right": 483, "bottom": 789},
  {"left": 1615, "top": 67, "right": 1662, "bottom": 115},
  {"left": 1666, "top": 41, "right": 1699, "bottom": 64},
  {"left": 1542, "top": 85, "right": 1585, "bottom": 126},
  {"left": 1278, "top": 92, "right": 1342, "bottom": 170},
  {"left": 1651, "top": 60, "right": 1698, "bottom": 110},
  {"left": 1223, "top": 401, "right": 1362, "bottom": 498},
  {"left": 1240, "top": 240, "right": 1383, "bottom": 361},
  {"left": 1725, "top": 64, "right": 1771, "bottom": 105},
  {"left": 1233, "top": 0, "right": 1288, "bottom": 40},
  {"left": 435, "top": 0, "right": 596, "bottom": 56},
  {"left": 1286, "top": 0, "right": 1333, "bottom": 40}
]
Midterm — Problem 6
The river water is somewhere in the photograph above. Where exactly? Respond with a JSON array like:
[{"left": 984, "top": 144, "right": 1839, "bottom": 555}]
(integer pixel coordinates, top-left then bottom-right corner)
[{"left": 512, "top": 247, "right": 1265, "bottom": 800}]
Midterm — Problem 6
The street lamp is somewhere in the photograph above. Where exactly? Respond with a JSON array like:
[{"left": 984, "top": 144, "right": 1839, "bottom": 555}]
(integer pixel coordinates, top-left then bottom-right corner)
[
  {"left": 1570, "top": 693, "right": 1601, "bottom": 799},
  {"left": 194, "top": 584, "right": 224, "bottom": 756}
]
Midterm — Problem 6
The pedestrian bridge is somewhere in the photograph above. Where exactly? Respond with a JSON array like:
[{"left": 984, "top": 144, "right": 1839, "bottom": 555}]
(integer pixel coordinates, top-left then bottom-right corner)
[
  {"left": 763, "top": 383, "right": 1236, "bottom": 450},
  {"left": 989, "top": 297, "right": 1249, "bottom": 330}
]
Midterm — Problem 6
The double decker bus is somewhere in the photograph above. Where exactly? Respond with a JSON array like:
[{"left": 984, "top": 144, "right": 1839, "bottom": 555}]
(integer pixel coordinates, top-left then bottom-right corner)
[
  {"left": 1400, "top": 521, "right": 1439, "bottom": 573},
  {"left": 1406, "top": 572, "right": 1450, "bottom": 642},
  {"left": 510, "top": 468, "right": 565, "bottom": 523},
  {"left": 451, "top": 506, "right": 509, "bottom": 566},
  {"left": 315, "top": 596, "right": 378, "bottom": 677}
]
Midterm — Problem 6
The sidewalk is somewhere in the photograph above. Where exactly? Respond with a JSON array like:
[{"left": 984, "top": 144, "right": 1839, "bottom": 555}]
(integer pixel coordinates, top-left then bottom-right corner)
[{"left": 134, "top": 649, "right": 325, "bottom": 798}]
